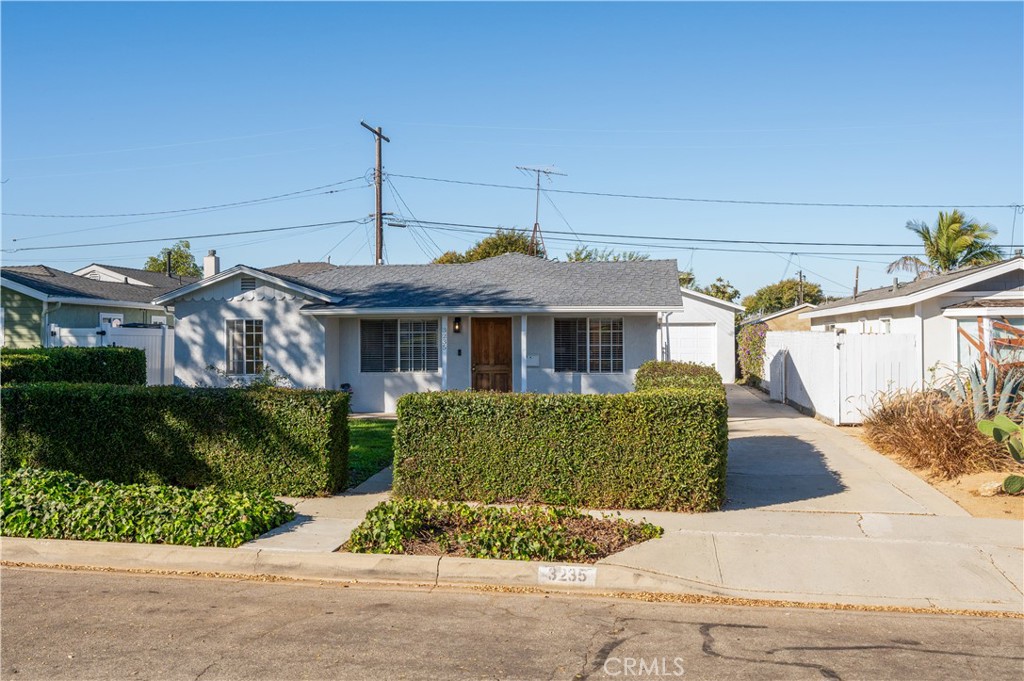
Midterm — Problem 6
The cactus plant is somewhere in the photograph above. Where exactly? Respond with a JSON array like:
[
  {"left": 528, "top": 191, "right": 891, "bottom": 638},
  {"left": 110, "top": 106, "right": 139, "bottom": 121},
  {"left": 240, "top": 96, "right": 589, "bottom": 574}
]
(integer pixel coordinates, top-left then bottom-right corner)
[
  {"left": 1003, "top": 475, "right": 1024, "bottom": 495},
  {"left": 977, "top": 414, "right": 1024, "bottom": 463}
]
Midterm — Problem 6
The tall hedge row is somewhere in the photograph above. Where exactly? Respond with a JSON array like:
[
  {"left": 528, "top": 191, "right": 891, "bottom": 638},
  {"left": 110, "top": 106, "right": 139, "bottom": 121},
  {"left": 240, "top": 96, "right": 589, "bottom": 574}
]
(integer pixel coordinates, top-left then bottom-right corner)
[
  {"left": 634, "top": 360, "right": 723, "bottom": 391},
  {"left": 1, "top": 347, "right": 146, "bottom": 386},
  {"left": 392, "top": 389, "right": 728, "bottom": 512},
  {"left": 0, "top": 384, "right": 349, "bottom": 496}
]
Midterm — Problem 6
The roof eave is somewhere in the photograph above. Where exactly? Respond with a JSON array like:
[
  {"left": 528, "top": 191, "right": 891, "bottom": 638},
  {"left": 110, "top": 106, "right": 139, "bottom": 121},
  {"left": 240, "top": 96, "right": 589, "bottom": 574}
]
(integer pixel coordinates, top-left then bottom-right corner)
[
  {"left": 679, "top": 287, "right": 745, "bottom": 311},
  {"left": 803, "top": 259, "right": 1024, "bottom": 320},
  {"left": 300, "top": 305, "right": 685, "bottom": 316},
  {"left": 151, "top": 265, "right": 340, "bottom": 305}
]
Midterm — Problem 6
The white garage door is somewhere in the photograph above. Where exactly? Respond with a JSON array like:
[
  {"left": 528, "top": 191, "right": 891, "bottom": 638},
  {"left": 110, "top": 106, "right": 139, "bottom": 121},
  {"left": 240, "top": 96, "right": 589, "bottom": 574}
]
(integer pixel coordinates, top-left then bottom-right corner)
[{"left": 665, "top": 323, "right": 717, "bottom": 367}]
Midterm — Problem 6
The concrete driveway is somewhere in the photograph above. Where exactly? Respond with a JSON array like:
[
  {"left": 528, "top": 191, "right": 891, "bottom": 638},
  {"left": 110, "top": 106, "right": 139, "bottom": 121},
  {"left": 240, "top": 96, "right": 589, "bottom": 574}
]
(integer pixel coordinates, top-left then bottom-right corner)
[{"left": 601, "top": 385, "right": 1024, "bottom": 613}]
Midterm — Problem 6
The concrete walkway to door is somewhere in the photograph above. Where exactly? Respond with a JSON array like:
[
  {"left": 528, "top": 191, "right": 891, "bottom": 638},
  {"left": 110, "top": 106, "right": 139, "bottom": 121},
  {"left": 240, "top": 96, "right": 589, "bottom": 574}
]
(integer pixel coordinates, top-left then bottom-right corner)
[{"left": 601, "top": 385, "right": 1024, "bottom": 613}]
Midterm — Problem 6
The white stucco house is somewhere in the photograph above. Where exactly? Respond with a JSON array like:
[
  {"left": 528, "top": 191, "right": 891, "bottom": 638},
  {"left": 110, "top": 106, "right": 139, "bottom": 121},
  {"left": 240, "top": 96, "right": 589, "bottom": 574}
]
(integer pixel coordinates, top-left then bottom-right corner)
[
  {"left": 801, "top": 255, "right": 1024, "bottom": 380},
  {"left": 154, "top": 253, "right": 736, "bottom": 413},
  {"left": 668, "top": 288, "right": 742, "bottom": 383}
]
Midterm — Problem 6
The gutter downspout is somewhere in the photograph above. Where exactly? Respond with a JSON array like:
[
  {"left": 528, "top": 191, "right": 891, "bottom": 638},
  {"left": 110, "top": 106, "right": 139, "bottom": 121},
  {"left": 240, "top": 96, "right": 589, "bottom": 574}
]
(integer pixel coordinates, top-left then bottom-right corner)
[
  {"left": 661, "top": 311, "right": 674, "bottom": 361},
  {"left": 41, "top": 300, "right": 61, "bottom": 347}
]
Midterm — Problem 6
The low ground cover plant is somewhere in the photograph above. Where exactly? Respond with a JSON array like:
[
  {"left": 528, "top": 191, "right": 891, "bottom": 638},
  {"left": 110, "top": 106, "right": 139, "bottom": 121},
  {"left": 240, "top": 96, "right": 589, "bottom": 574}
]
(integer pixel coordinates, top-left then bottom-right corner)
[
  {"left": 348, "top": 419, "right": 396, "bottom": 488},
  {"left": 345, "top": 499, "right": 662, "bottom": 563},
  {"left": 634, "top": 360, "right": 723, "bottom": 391},
  {"left": 393, "top": 389, "right": 728, "bottom": 511},
  {"left": 1, "top": 347, "right": 146, "bottom": 385},
  {"left": 0, "top": 468, "right": 295, "bottom": 547},
  {"left": 1, "top": 384, "right": 349, "bottom": 496}
]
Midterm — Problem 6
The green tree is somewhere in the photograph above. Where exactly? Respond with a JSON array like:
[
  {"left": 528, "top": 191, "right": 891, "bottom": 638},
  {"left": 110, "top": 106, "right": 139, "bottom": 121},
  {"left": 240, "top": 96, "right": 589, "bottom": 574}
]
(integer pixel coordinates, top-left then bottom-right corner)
[
  {"left": 698, "top": 277, "right": 741, "bottom": 303},
  {"left": 144, "top": 240, "right": 202, "bottom": 277},
  {"left": 742, "top": 278, "right": 824, "bottom": 316},
  {"left": 888, "top": 210, "right": 1002, "bottom": 277},
  {"left": 565, "top": 246, "right": 649, "bottom": 262},
  {"left": 431, "top": 228, "right": 542, "bottom": 264}
]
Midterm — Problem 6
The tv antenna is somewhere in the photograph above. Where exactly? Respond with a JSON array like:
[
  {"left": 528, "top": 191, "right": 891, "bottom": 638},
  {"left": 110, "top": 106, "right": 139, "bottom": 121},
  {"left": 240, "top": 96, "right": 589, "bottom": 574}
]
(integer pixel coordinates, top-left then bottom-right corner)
[{"left": 515, "top": 165, "right": 566, "bottom": 257}]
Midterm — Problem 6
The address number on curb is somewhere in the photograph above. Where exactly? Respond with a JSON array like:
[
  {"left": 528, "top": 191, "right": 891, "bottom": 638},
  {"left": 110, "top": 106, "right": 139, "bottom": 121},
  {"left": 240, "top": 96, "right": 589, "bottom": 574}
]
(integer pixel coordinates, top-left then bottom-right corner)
[{"left": 538, "top": 565, "right": 597, "bottom": 587}]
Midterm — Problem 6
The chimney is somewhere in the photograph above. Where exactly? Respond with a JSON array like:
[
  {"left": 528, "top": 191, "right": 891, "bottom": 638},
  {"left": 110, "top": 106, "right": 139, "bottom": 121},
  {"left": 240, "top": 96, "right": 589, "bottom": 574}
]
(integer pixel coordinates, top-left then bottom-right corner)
[
  {"left": 891, "top": 277, "right": 899, "bottom": 292},
  {"left": 203, "top": 250, "right": 220, "bottom": 279}
]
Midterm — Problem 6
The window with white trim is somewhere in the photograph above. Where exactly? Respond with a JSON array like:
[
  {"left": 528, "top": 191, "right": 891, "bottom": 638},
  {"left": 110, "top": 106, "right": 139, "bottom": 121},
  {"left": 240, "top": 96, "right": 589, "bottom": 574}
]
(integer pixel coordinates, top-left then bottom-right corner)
[
  {"left": 227, "top": 319, "right": 264, "bottom": 375},
  {"left": 99, "top": 313, "right": 124, "bottom": 327},
  {"left": 360, "top": 319, "right": 439, "bottom": 372},
  {"left": 554, "top": 317, "right": 624, "bottom": 373}
]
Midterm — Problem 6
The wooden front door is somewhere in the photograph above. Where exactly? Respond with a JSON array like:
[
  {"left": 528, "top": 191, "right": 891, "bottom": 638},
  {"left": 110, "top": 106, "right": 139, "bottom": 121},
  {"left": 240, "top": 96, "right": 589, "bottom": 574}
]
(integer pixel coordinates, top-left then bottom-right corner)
[{"left": 472, "top": 317, "right": 513, "bottom": 392}]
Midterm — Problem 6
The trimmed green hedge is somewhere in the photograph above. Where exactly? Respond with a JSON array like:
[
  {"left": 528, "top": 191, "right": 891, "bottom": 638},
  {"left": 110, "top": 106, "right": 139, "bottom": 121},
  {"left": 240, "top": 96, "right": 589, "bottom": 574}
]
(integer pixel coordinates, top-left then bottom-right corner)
[
  {"left": 1, "top": 468, "right": 295, "bottom": 547},
  {"left": 0, "top": 384, "right": 349, "bottom": 496},
  {"left": 393, "top": 389, "right": 728, "bottom": 511},
  {"left": 634, "top": 360, "right": 723, "bottom": 391},
  {"left": 1, "top": 347, "right": 146, "bottom": 386}
]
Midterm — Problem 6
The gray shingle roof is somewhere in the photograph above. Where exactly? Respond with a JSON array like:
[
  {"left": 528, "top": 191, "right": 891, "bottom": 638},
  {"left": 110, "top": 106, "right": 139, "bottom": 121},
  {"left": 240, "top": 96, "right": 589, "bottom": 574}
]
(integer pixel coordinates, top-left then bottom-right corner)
[
  {"left": 1, "top": 265, "right": 181, "bottom": 304},
  {"left": 811, "top": 256, "right": 1024, "bottom": 313},
  {"left": 290, "top": 253, "right": 683, "bottom": 310},
  {"left": 82, "top": 264, "right": 200, "bottom": 288},
  {"left": 263, "top": 262, "right": 338, "bottom": 278}
]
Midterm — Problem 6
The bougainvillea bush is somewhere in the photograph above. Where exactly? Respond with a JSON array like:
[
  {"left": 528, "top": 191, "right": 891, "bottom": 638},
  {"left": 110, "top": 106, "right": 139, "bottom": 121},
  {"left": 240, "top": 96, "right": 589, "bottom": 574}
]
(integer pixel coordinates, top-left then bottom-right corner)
[{"left": 737, "top": 322, "right": 767, "bottom": 383}]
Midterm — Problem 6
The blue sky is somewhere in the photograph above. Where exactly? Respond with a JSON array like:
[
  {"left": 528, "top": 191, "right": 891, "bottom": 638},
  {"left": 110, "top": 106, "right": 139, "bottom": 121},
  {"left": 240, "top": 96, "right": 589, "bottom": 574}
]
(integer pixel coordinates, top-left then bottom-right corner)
[{"left": 2, "top": 2, "right": 1022, "bottom": 299}]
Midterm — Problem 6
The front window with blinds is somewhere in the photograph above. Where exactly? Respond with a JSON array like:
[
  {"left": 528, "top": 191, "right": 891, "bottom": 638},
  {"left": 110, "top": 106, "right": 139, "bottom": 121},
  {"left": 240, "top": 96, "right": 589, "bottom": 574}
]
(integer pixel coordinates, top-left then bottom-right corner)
[
  {"left": 227, "top": 319, "right": 264, "bottom": 375},
  {"left": 554, "top": 317, "right": 624, "bottom": 373},
  {"left": 361, "top": 319, "right": 439, "bottom": 372}
]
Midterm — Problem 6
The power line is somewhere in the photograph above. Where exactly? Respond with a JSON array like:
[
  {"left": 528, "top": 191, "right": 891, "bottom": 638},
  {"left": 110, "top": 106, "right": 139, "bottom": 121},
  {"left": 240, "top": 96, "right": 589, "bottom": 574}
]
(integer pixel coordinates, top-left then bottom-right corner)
[
  {"left": 395, "top": 218, "right": 974, "bottom": 249},
  {"left": 2, "top": 218, "right": 367, "bottom": 253},
  {"left": 8, "top": 184, "right": 370, "bottom": 244},
  {"left": 390, "top": 220, "right": 925, "bottom": 258},
  {"left": 4, "top": 177, "right": 366, "bottom": 218},
  {"left": 388, "top": 173, "right": 1020, "bottom": 209}
]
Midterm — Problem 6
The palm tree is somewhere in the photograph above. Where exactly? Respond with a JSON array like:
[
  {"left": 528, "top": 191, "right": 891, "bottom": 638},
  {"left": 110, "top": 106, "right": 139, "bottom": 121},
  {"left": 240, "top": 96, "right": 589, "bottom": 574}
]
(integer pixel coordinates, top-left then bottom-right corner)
[{"left": 888, "top": 210, "right": 1002, "bottom": 278}]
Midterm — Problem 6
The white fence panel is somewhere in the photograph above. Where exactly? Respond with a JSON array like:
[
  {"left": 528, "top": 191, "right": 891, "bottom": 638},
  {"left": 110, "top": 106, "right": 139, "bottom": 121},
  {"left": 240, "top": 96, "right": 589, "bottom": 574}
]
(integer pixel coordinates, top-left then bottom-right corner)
[
  {"left": 837, "top": 333, "right": 918, "bottom": 424},
  {"left": 52, "top": 326, "right": 174, "bottom": 385},
  {"left": 763, "top": 331, "right": 917, "bottom": 425}
]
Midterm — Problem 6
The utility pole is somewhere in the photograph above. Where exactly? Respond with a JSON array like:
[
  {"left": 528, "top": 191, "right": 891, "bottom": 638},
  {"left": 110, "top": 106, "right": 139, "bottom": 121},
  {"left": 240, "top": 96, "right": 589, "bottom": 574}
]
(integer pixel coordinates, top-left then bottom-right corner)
[
  {"left": 853, "top": 266, "right": 860, "bottom": 300},
  {"left": 797, "top": 270, "right": 804, "bottom": 305},
  {"left": 361, "top": 121, "right": 390, "bottom": 265},
  {"left": 515, "top": 166, "right": 566, "bottom": 257}
]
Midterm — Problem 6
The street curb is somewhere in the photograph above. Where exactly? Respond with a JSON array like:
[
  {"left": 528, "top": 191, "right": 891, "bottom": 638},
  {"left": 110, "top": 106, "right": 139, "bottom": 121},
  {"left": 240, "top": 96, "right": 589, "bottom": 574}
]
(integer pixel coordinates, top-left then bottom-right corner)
[{"left": 4, "top": 536, "right": 1022, "bottom": 615}]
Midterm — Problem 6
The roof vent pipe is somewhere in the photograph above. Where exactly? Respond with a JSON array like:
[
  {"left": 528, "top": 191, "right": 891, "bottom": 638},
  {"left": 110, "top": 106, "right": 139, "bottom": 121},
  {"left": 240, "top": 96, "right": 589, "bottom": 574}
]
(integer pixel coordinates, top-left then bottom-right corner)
[
  {"left": 203, "top": 250, "right": 220, "bottom": 279},
  {"left": 892, "top": 277, "right": 899, "bottom": 292}
]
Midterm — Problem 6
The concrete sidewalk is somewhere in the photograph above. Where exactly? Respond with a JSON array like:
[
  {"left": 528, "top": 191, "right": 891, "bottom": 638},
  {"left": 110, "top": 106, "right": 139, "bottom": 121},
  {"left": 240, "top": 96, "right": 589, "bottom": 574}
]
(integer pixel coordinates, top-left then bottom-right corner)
[{"left": 3, "top": 385, "right": 1021, "bottom": 613}]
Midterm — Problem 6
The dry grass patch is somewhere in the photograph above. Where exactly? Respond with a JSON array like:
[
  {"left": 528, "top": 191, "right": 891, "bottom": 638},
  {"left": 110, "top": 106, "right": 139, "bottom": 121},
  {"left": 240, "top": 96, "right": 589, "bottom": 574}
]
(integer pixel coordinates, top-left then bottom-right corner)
[{"left": 863, "top": 391, "right": 1007, "bottom": 479}]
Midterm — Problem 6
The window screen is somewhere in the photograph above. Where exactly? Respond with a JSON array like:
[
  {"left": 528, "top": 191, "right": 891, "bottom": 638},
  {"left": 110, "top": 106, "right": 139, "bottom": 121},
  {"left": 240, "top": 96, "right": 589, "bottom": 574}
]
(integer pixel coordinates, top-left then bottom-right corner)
[
  {"left": 227, "top": 319, "right": 264, "bottom": 375},
  {"left": 360, "top": 320, "right": 399, "bottom": 372},
  {"left": 554, "top": 318, "right": 588, "bottom": 372},
  {"left": 589, "top": 318, "right": 624, "bottom": 373}
]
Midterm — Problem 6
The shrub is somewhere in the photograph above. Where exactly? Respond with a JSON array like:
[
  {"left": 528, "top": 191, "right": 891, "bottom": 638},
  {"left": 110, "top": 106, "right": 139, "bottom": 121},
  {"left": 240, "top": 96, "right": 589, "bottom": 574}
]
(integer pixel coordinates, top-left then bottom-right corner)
[
  {"left": 1, "top": 347, "right": 146, "bottom": 385},
  {"left": 346, "top": 498, "right": 662, "bottom": 562},
  {"left": 863, "top": 390, "right": 1010, "bottom": 479},
  {"left": 0, "top": 468, "right": 295, "bottom": 547},
  {"left": 393, "top": 389, "right": 728, "bottom": 511},
  {"left": 737, "top": 322, "right": 767, "bottom": 382},
  {"left": 0, "top": 384, "right": 349, "bottom": 496},
  {"left": 634, "top": 360, "right": 723, "bottom": 391}
]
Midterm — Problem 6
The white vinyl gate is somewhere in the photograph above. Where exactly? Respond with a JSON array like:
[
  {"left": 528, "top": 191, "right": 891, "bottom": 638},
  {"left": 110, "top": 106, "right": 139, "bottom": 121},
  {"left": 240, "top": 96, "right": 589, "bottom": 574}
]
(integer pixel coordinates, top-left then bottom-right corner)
[
  {"left": 50, "top": 325, "right": 175, "bottom": 385},
  {"left": 763, "top": 331, "right": 918, "bottom": 425}
]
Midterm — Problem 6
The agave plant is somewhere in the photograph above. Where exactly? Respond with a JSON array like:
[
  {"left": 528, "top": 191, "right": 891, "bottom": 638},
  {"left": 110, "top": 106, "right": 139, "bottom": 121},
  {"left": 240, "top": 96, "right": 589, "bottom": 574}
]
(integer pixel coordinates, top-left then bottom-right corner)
[{"left": 945, "top": 363, "right": 1024, "bottom": 421}]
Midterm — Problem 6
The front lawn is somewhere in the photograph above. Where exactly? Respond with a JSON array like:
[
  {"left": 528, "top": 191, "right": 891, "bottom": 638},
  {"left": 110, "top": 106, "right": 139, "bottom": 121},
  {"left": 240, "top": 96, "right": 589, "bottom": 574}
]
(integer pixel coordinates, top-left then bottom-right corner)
[
  {"left": 345, "top": 499, "right": 663, "bottom": 562},
  {"left": 0, "top": 468, "right": 295, "bottom": 547},
  {"left": 348, "top": 419, "right": 396, "bottom": 489}
]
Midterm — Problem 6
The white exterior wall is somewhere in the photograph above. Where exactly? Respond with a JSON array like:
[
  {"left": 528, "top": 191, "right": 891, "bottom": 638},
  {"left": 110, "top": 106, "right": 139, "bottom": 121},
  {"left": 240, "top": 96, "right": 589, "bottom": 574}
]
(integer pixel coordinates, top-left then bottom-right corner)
[
  {"left": 173, "top": 275, "right": 327, "bottom": 388},
  {"left": 323, "top": 313, "right": 659, "bottom": 412},
  {"left": 663, "top": 292, "right": 738, "bottom": 383}
]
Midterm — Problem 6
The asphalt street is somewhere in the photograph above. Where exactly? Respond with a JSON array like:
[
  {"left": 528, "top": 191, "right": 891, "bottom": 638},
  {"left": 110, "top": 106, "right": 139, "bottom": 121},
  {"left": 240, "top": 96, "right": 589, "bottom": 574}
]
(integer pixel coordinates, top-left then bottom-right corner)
[{"left": 2, "top": 567, "right": 1023, "bottom": 680}]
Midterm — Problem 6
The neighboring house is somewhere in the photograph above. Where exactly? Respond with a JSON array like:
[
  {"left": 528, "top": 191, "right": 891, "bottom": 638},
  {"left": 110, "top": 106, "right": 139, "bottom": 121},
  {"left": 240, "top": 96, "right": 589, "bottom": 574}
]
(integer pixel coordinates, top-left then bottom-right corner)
[
  {"left": 666, "top": 288, "right": 743, "bottom": 383},
  {"left": 154, "top": 253, "right": 725, "bottom": 412},
  {"left": 801, "top": 256, "right": 1024, "bottom": 381},
  {"left": 0, "top": 264, "right": 195, "bottom": 348},
  {"left": 741, "top": 302, "right": 817, "bottom": 331}
]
